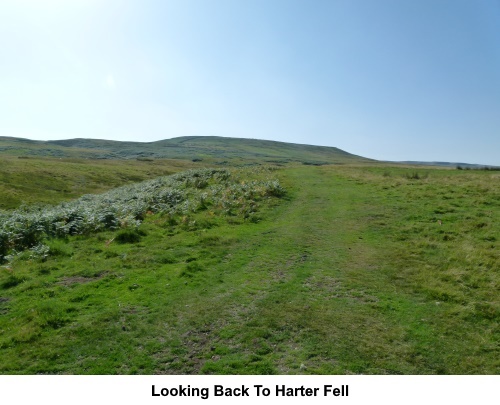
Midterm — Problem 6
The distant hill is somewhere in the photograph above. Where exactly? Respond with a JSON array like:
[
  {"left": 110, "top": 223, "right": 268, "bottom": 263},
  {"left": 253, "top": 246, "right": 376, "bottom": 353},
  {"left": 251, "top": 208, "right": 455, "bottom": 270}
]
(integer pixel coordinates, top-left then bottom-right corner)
[
  {"left": 0, "top": 136, "right": 371, "bottom": 165},
  {"left": 397, "top": 161, "right": 500, "bottom": 169}
]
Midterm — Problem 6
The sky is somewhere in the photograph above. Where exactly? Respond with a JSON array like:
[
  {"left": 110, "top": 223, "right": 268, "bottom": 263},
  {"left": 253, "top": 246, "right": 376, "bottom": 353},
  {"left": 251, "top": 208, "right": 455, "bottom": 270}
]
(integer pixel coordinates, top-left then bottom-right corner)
[{"left": 1, "top": 0, "right": 499, "bottom": 165}]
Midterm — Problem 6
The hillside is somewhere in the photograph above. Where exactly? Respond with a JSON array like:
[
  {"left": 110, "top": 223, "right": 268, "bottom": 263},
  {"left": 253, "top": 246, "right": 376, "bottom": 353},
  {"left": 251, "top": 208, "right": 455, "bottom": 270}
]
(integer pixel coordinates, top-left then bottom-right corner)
[
  {"left": 0, "top": 135, "right": 372, "bottom": 210},
  {"left": 0, "top": 136, "right": 499, "bottom": 374},
  {"left": 0, "top": 156, "right": 197, "bottom": 210},
  {"left": 0, "top": 136, "right": 370, "bottom": 165},
  {"left": 0, "top": 164, "right": 498, "bottom": 374}
]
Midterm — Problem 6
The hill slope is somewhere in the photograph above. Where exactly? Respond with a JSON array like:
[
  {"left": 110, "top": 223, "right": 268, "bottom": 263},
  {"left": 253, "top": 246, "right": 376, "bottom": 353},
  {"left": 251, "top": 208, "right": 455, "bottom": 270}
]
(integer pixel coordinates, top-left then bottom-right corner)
[
  {"left": 0, "top": 136, "right": 370, "bottom": 164},
  {"left": 0, "top": 135, "right": 373, "bottom": 210},
  {"left": 0, "top": 165, "right": 498, "bottom": 374}
]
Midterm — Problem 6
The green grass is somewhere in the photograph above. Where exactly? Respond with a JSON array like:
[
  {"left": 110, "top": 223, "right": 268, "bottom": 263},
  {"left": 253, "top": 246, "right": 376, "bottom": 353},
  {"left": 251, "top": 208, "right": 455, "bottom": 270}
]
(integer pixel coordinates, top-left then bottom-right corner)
[
  {"left": 0, "top": 135, "right": 371, "bottom": 165},
  {"left": 0, "top": 155, "right": 197, "bottom": 209},
  {"left": 0, "top": 134, "right": 373, "bottom": 210},
  {"left": 0, "top": 163, "right": 498, "bottom": 374}
]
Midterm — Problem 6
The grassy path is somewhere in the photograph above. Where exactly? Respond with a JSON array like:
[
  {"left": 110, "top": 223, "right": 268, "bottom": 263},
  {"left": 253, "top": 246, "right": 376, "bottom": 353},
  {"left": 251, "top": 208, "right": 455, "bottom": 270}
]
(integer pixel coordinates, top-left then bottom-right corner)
[
  {"left": 161, "top": 165, "right": 498, "bottom": 374},
  {"left": 152, "top": 166, "right": 432, "bottom": 374},
  {"left": 1, "top": 165, "right": 498, "bottom": 374}
]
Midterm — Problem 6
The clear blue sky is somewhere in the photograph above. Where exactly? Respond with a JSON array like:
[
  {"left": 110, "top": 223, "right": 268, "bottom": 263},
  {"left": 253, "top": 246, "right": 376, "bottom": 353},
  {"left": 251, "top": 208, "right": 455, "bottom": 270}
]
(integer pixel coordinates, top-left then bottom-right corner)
[{"left": 1, "top": 0, "right": 499, "bottom": 164}]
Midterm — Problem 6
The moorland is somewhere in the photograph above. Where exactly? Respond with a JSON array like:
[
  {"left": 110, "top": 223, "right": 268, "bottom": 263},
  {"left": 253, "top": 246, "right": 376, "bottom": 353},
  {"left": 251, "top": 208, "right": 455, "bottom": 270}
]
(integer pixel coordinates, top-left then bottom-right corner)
[{"left": 0, "top": 136, "right": 498, "bottom": 374}]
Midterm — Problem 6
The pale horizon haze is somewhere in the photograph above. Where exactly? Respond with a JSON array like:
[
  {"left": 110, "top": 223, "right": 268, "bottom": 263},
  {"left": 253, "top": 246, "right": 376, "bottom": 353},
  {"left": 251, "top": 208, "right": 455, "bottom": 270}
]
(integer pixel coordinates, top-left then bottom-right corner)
[{"left": 1, "top": 0, "right": 499, "bottom": 165}]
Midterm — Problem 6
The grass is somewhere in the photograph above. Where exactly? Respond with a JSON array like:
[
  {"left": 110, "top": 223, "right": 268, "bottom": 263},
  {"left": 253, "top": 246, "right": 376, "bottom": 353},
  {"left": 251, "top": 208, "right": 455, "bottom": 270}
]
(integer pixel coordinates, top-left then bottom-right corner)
[
  {"left": 0, "top": 135, "right": 371, "bottom": 168},
  {"left": 0, "top": 162, "right": 498, "bottom": 374},
  {"left": 0, "top": 155, "right": 198, "bottom": 209},
  {"left": 0, "top": 133, "right": 374, "bottom": 210}
]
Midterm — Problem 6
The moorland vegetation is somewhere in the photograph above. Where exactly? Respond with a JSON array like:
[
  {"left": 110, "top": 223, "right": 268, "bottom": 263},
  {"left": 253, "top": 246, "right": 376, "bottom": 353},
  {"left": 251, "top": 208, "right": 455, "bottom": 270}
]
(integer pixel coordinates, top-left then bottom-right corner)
[{"left": 0, "top": 136, "right": 498, "bottom": 374}]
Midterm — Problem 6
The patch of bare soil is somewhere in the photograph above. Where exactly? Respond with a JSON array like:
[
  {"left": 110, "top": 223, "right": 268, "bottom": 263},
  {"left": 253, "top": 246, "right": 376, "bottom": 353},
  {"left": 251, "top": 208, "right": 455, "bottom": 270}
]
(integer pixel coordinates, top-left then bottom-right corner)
[
  {"left": 56, "top": 273, "right": 107, "bottom": 287},
  {"left": 0, "top": 296, "right": 10, "bottom": 314}
]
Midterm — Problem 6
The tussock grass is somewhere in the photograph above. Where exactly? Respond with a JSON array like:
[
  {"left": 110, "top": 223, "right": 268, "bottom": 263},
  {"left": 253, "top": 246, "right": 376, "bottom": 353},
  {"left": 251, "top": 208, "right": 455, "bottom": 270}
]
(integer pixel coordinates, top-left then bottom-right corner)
[
  {"left": 0, "top": 164, "right": 498, "bottom": 374},
  {"left": 0, "top": 155, "right": 197, "bottom": 210}
]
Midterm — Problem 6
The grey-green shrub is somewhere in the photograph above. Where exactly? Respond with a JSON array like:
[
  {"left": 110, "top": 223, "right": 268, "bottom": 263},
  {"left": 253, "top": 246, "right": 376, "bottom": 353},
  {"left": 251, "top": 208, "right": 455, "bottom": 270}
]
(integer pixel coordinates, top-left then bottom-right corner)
[{"left": 0, "top": 168, "right": 285, "bottom": 262}]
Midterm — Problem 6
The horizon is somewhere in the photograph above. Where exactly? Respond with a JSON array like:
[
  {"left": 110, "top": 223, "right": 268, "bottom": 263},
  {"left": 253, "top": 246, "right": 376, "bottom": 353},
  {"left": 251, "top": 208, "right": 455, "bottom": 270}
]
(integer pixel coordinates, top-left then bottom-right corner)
[
  {"left": 1, "top": 1, "right": 499, "bottom": 165},
  {"left": 2, "top": 133, "right": 497, "bottom": 167}
]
